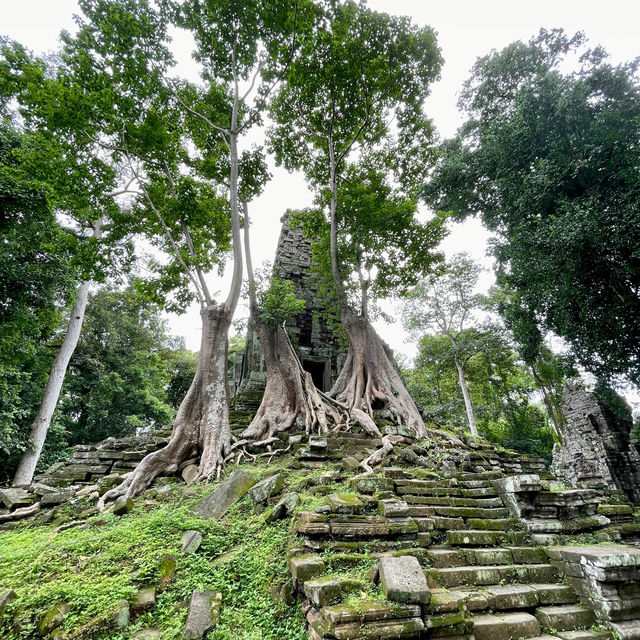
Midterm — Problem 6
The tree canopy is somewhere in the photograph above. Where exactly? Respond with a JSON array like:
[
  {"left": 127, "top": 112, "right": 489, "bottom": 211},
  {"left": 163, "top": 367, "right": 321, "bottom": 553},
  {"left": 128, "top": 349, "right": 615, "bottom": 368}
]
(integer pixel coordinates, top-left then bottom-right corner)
[{"left": 423, "top": 29, "right": 640, "bottom": 385}]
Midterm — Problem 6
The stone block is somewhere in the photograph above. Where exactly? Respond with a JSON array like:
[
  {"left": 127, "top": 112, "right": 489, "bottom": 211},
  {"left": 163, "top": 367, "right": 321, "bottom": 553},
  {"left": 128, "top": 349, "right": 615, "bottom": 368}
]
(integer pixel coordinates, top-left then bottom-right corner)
[
  {"left": 131, "top": 587, "right": 156, "bottom": 613},
  {"left": 326, "top": 494, "right": 365, "bottom": 514},
  {"left": 182, "top": 589, "right": 221, "bottom": 640},
  {"left": 379, "top": 556, "right": 430, "bottom": 605},
  {"left": 378, "top": 499, "right": 409, "bottom": 517},
  {"left": 181, "top": 530, "right": 203, "bottom": 554},
  {"left": 303, "top": 576, "right": 365, "bottom": 607},
  {"left": 0, "top": 589, "right": 17, "bottom": 617},
  {"left": 113, "top": 496, "right": 133, "bottom": 516},
  {"left": 193, "top": 470, "right": 255, "bottom": 519},
  {"left": 287, "top": 554, "right": 326, "bottom": 584},
  {"left": 265, "top": 492, "right": 299, "bottom": 521},
  {"left": 535, "top": 605, "right": 595, "bottom": 631},
  {"left": 473, "top": 612, "right": 540, "bottom": 640},
  {"left": 181, "top": 464, "right": 199, "bottom": 486},
  {"left": 248, "top": 473, "right": 283, "bottom": 504},
  {"left": 0, "top": 488, "right": 32, "bottom": 510},
  {"left": 485, "top": 584, "right": 538, "bottom": 609}
]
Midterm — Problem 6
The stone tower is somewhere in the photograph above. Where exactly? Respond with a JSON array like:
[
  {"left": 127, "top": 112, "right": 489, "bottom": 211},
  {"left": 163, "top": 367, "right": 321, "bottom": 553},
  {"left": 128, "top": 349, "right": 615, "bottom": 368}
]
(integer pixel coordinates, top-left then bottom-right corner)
[{"left": 231, "top": 212, "right": 345, "bottom": 410}]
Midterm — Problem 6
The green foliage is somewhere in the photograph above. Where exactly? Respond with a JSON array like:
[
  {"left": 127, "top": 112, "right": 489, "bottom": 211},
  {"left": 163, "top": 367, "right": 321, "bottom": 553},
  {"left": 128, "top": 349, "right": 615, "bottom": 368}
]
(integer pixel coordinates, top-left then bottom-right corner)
[
  {"left": 55, "top": 287, "right": 192, "bottom": 446},
  {"left": 0, "top": 122, "right": 78, "bottom": 481},
  {"left": 423, "top": 28, "right": 640, "bottom": 384},
  {"left": 256, "top": 277, "right": 306, "bottom": 331},
  {"left": 0, "top": 467, "right": 307, "bottom": 640},
  {"left": 270, "top": 1, "right": 445, "bottom": 313},
  {"left": 406, "top": 333, "right": 556, "bottom": 459}
]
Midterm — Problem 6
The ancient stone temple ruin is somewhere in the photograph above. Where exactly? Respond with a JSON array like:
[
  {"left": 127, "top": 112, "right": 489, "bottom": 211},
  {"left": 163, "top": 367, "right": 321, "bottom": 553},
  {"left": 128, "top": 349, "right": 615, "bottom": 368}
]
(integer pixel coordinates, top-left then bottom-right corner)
[
  {"left": 231, "top": 212, "right": 345, "bottom": 408},
  {"left": 552, "top": 381, "right": 640, "bottom": 504}
]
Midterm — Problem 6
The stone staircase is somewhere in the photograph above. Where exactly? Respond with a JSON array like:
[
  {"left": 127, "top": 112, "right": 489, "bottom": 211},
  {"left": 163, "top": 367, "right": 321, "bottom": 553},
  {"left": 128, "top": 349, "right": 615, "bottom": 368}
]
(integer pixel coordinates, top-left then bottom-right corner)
[{"left": 286, "top": 429, "right": 640, "bottom": 640}]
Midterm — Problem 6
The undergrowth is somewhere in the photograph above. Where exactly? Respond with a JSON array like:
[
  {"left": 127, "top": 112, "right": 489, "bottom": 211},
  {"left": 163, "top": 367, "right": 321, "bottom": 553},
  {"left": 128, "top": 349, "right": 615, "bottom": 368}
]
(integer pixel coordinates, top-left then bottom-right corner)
[{"left": 0, "top": 460, "right": 311, "bottom": 640}]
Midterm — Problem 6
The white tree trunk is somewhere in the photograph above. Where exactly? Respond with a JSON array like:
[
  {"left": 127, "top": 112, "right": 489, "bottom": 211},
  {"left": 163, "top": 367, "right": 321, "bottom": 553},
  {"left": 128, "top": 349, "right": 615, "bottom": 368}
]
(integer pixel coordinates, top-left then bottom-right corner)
[
  {"left": 13, "top": 280, "right": 92, "bottom": 486},
  {"left": 455, "top": 358, "right": 478, "bottom": 438}
]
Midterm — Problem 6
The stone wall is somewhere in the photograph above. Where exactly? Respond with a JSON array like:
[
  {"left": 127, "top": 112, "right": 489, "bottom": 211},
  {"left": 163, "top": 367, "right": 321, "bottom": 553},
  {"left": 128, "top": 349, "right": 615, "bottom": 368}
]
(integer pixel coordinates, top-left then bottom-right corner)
[
  {"left": 551, "top": 381, "right": 640, "bottom": 504},
  {"left": 232, "top": 212, "right": 345, "bottom": 410}
]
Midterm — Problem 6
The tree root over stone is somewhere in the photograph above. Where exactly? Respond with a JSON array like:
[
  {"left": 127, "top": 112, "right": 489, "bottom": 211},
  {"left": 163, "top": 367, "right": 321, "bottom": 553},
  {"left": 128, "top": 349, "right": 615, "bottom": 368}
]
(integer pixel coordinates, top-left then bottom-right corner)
[{"left": 98, "top": 304, "right": 233, "bottom": 509}]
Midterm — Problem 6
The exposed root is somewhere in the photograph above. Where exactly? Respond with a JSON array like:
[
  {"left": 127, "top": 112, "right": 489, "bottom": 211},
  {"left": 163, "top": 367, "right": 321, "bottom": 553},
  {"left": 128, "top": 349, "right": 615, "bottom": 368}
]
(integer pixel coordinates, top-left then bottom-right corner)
[
  {"left": 240, "top": 324, "right": 353, "bottom": 447},
  {"left": 99, "top": 304, "right": 233, "bottom": 508},
  {"left": 360, "top": 435, "right": 405, "bottom": 474},
  {"left": 0, "top": 502, "right": 40, "bottom": 523},
  {"left": 328, "top": 308, "right": 427, "bottom": 439},
  {"left": 423, "top": 428, "right": 467, "bottom": 448}
]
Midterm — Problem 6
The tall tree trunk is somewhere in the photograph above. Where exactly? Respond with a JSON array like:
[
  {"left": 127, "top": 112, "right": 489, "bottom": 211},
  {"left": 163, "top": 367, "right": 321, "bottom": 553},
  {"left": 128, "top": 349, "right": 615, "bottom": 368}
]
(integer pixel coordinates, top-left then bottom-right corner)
[
  {"left": 100, "top": 91, "right": 244, "bottom": 505},
  {"left": 13, "top": 219, "right": 104, "bottom": 486},
  {"left": 100, "top": 303, "right": 233, "bottom": 504},
  {"left": 324, "top": 149, "right": 461, "bottom": 445},
  {"left": 531, "top": 364, "right": 564, "bottom": 441},
  {"left": 13, "top": 280, "right": 91, "bottom": 486},
  {"left": 454, "top": 357, "right": 478, "bottom": 438}
]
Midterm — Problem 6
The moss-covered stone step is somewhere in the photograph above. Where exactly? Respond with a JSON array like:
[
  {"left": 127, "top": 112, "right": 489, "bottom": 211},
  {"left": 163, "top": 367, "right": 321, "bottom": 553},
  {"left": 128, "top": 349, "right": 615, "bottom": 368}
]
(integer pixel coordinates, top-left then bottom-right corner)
[
  {"left": 467, "top": 517, "right": 520, "bottom": 531},
  {"left": 461, "top": 487, "right": 499, "bottom": 498},
  {"left": 303, "top": 575, "right": 366, "bottom": 607},
  {"left": 556, "top": 631, "right": 613, "bottom": 640},
  {"left": 303, "top": 538, "right": 418, "bottom": 553},
  {"left": 446, "top": 529, "right": 530, "bottom": 546},
  {"left": 535, "top": 605, "right": 596, "bottom": 632},
  {"left": 311, "top": 615, "right": 424, "bottom": 640},
  {"left": 327, "top": 515, "right": 419, "bottom": 538},
  {"left": 319, "top": 600, "right": 422, "bottom": 626},
  {"left": 433, "top": 506, "right": 511, "bottom": 519},
  {"left": 425, "top": 563, "right": 557, "bottom": 588},
  {"left": 458, "top": 471, "right": 504, "bottom": 481},
  {"left": 483, "top": 584, "right": 577, "bottom": 610},
  {"left": 407, "top": 495, "right": 504, "bottom": 508},
  {"left": 473, "top": 611, "right": 541, "bottom": 640}
]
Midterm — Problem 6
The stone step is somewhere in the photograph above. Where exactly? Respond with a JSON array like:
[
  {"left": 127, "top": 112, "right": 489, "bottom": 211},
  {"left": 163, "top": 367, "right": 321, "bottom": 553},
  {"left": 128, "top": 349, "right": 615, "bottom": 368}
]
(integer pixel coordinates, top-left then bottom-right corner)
[
  {"left": 473, "top": 612, "right": 541, "bottom": 640},
  {"left": 461, "top": 487, "right": 499, "bottom": 498},
  {"left": 407, "top": 495, "right": 504, "bottom": 508},
  {"left": 482, "top": 584, "right": 577, "bottom": 610},
  {"left": 535, "top": 605, "right": 596, "bottom": 632},
  {"left": 467, "top": 518, "right": 519, "bottom": 531},
  {"left": 446, "top": 530, "right": 506, "bottom": 546},
  {"left": 303, "top": 575, "right": 366, "bottom": 607},
  {"left": 458, "top": 470, "right": 504, "bottom": 480},
  {"left": 609, "top": 620, "right": 640, "bottom": 640},
  {"left": 426, "top": 546, "right": 547, "bottom": 569},
  {"left": 320, "top": 600, "right": 422, "bottom": 625},
  {"left": 557, "top": 631, "right": 614, "bottom": 640},
  {"left": 433, "top": 506, "right": 511, "bottom": 519},
  {"left": 425, "top": 564, "right": 557, "bottom": 588}
]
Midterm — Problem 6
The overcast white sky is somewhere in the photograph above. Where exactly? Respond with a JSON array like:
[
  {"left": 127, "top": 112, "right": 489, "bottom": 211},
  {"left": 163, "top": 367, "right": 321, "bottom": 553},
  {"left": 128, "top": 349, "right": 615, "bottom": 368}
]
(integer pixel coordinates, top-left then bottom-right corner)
[{"left": 3, "top": 0, "right": 640, "bottom": 372}]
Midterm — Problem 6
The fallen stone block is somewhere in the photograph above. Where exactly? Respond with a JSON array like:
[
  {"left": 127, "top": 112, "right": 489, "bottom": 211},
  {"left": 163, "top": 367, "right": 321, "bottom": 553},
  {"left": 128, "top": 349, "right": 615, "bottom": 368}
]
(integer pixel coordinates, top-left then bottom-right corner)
[
  {"left": 181, "top": 530, "right": 203, "bottom": 554},
  {"left": 183, "top": 589, "right": 221, "bottom": 640},
  {"left": 248, "top": 473, "right": 283, "bottom": 504},
  {"left": 266, "top": 492, "right": 300, "bottom": 522},
  {"left": 113, "top": 496, "right": 134, "bottom": 516},
  {"left": 193, "top": 470, "right": 255, "bottom": 519}
]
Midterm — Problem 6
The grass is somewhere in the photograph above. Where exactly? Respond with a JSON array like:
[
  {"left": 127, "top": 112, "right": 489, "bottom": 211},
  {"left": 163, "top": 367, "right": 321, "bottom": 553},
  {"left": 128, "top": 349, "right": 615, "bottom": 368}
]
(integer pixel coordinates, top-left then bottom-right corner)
[{"left": 0, "top": 461, "right": 310, "bottom": 640}]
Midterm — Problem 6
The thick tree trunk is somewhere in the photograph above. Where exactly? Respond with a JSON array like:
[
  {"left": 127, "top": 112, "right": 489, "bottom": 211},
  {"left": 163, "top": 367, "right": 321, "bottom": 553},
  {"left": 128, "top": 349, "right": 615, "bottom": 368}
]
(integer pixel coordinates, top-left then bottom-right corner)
[
  {"left": 454, "top": 358, "right": 478, "bottom": 438},
  {"left": 13, "top": 280, "right": 91, "bottom": 486},
  {"left": 99, "top": 304, "right": 233, "bottom": 504},
  {"left": 240, "top": 323, "right": 343, "bottom": 442},
  {"left": 329, "top": 307, "right": 426, "bottom": 436}
]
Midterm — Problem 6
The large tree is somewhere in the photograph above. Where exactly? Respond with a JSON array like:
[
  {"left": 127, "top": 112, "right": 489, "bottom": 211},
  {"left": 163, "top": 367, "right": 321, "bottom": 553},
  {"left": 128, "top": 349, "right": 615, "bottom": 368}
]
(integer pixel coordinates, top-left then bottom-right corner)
[
  {"left": 423, "top": 29, "right": 640, "bottom": 385},
  {"left": 1, "top": 41, "right": 134, "bottom": 485},
  {"left": 403, "top": 253, "right": 504, "bottom": 438},
  {"left": 0, "top": 122, "right": 78, "bottom": 482},
  {"left": 51, "top": 0, "right": 312, "bottom": 502},
  {"left": 269, "top": 0, "right": 450, "bottom": 443}
]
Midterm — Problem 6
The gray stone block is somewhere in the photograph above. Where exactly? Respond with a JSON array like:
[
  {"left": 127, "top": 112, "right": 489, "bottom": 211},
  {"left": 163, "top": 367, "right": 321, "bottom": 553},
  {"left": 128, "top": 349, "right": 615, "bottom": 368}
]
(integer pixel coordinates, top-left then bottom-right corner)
[
  {"left": 379, "top": 556, "right": 430, "bottom": 604},
  {"left": 193, "top": 470, "right": 255, "bottom": 519}
]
